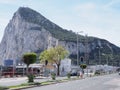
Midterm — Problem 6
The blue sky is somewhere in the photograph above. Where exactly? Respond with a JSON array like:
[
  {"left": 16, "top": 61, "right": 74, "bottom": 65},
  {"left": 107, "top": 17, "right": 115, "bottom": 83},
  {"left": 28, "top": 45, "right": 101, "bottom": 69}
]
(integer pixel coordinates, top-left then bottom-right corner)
[{"left": 0, "top": 0, "right": 120, "bottom": 47}]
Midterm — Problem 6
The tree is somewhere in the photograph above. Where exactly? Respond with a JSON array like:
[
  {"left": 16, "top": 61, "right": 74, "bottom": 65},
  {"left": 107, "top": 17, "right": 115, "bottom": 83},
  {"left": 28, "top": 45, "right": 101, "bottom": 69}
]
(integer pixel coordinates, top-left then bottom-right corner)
[
  {"left": 39, "top": 46, "right": 68, "bottom": 76},
  {"left": 80, "top": 64, "right": 87, "bottom": 69},
  {"left": 22, "top": 52, "right": 37, "bottom": 75},
  {"left": 80, "top": 64, "right": 87, "bottom": 74}
]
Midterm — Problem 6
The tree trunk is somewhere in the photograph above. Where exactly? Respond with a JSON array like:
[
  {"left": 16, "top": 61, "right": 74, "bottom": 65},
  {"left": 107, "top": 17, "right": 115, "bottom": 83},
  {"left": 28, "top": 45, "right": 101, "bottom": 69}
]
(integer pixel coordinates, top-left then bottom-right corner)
[
  {"left": 26, "top": 65, "right": 29, "bottom": 75},
  {"left": 57, "top": 64, "right": 60, "bottom": 76}
]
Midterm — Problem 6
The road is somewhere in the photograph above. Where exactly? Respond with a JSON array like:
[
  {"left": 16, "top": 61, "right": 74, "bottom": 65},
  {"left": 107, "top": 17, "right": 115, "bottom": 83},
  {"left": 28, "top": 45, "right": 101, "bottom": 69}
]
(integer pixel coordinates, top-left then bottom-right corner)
[{"left": 23, "top": 74, "right": 120, "bottom": 90}]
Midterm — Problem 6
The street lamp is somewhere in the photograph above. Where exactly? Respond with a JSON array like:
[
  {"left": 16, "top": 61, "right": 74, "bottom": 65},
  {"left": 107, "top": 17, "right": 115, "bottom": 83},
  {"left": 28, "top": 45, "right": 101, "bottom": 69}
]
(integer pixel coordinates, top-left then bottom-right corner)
[
  {"left": 101, "top": 53, "right": 108, "bottom": 65},
  {"left": 84, "top": 34, "right": 89, "bottom": 77},
  {"left": 0, "top": 65, "right": 2, "bottom": 78},
  {"left": 76, "top": 31, "right": 83, "bottom": 66},
  {"left": 13, "top": 60, "right": 16, "bottom": 77},
  {"left": 96, "top": 46, "right": 103, "bottom": 65},
  {"left": 109, "top": 47, "right": 114, "bottom": 72},
  {"left": 22, "top": 63, "right": 25, "bottom": 76},
  {"left": 84, "top": 34, "right": 89, "bottom": 64},
  {"left": 96, "top": 46, "right": 103, "bottom": 75}
]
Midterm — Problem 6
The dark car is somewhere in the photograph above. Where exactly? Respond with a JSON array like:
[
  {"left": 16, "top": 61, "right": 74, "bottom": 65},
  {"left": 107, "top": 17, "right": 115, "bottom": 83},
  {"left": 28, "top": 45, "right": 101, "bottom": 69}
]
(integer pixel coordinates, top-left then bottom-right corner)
[
  {"left": 71, "top": 72, "right": 77, "bottom": 76},
  {"left": 119, "top": 72, "right": 120, "bottom": 75}
]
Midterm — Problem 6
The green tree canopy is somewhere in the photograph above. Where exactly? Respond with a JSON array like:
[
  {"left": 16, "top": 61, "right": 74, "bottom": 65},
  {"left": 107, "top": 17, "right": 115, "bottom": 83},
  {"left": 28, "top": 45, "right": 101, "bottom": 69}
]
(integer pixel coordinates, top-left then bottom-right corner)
[
  {"left": 23, "top": 52, "right": 37, "bottom": 66},
  {"left": 39, "top": 46, "right": 69, "bottom": 75},
  {"left": 22, "top": 52, "right": 37, "bottom": 75},
  {"left": 80, "top": 64, "right": 87, "bottom": 69}
]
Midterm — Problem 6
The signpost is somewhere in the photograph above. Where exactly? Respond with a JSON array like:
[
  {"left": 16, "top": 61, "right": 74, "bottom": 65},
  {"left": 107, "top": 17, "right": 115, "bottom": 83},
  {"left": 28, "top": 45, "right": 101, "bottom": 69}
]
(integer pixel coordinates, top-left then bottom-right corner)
[
  {"left": 4, "top": 59, "right": 15, "bottom": 77},
  {"left": 4, "top": 60, "right": 13, "bottom": 66}
]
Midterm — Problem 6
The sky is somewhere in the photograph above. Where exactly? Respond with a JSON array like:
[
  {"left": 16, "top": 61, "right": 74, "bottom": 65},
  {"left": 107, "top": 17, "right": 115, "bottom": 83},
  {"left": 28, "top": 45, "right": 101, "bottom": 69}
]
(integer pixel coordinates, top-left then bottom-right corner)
[{"left": 0, "top": 0, "right": 120, "bottom": 47}]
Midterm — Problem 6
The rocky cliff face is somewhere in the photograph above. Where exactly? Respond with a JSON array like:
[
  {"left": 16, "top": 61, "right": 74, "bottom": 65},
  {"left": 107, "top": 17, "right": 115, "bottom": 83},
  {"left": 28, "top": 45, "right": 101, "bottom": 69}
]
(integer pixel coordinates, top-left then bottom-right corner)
[
  {"left": 0, "top": 7, "right": 58, "bottom": 64},
  {"left": 0, "top": 7, "right": 120, "bottom": 65}
]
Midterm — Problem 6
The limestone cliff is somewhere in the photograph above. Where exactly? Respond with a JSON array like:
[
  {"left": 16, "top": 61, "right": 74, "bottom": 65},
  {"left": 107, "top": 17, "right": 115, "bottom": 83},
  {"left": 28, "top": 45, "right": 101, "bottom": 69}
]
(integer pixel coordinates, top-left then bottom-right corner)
[{"left": 0, "top": 7, "right": 120, "bottom": 65}]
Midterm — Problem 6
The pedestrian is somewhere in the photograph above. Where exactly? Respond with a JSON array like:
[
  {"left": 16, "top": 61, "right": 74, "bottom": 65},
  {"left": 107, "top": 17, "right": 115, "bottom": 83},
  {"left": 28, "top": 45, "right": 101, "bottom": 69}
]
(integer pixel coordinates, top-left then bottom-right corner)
[{"left": 80, "top": 71, "right": 83, "bottom": 78}]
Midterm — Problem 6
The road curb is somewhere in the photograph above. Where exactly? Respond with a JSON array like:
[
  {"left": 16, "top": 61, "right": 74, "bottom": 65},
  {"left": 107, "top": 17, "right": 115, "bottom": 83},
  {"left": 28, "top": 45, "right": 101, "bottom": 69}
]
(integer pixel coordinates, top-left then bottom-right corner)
[{"left": 8, "top": 78, "right": 84, "bottom": 90}]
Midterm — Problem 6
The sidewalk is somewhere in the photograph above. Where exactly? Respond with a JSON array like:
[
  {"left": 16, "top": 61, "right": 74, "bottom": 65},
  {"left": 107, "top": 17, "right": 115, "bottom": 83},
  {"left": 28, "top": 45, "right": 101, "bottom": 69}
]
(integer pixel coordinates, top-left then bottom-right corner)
[
  {"left": 0, "top": 76, "right": 70, "bottom": 87},
  {"left": 0, "top": 73, "right": 95, "bottom": 87},
  {"left": 0, "top": 77, "right": 27, "bottom": 86}
]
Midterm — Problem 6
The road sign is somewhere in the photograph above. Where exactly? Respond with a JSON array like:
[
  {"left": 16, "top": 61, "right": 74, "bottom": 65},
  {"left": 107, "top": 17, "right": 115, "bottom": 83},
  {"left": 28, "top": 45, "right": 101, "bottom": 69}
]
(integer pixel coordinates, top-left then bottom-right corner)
[{"left": 4, "top": 59, "right": 13, "bottom": 66}]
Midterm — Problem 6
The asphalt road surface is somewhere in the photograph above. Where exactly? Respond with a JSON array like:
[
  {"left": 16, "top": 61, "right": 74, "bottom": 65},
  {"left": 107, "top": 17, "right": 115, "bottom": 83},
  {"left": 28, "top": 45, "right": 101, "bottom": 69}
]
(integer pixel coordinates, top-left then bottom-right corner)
[{"left": 23, "top": 74, "right": 120, "bottom": 90}]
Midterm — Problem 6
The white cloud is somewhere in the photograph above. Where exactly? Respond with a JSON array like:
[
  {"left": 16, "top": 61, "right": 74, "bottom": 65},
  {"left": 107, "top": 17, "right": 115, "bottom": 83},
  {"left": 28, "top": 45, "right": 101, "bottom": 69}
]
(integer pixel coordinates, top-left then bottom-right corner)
[
  {"left": 0, "top": 0, "right": 17, "bottom": 4},
  {"left": 71, "top": 1, "right": 120, "bottom": 46},
  {"left": 75, "top": 2, "right": 96, "bottom": 11},
  {"left": 102, "top": 0, "right": 120, "bottom": 11},
  {"left": 105, "top": 0, "right": 120, "bottom": 7},
  {"left": 0, "top": 0, "right": 36, "bottom": 7},
  {"left": 74, "top": 2, "right": 96, "bottom": 18}
]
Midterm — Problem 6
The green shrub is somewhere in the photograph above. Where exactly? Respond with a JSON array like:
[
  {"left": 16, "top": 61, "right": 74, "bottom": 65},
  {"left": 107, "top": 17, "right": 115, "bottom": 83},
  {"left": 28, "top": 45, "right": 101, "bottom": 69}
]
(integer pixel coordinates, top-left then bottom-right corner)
[
  {"left": 80, "top": 64, "right": 87, "bottom": 69},
  {"left": 27, "top": 74, "right": 35, "bottom": 83},
  {"left": 95, "top": 71, "right": 100, "bottom": 75},
  {"left": 0, "top": 86, "right": 8, "bottom": 90},
  {"left": 51, "top": 72, "right": 56, "bottom": 80},
  {"left": 67, "top": 72, "right": 71, "bottom": 79}
]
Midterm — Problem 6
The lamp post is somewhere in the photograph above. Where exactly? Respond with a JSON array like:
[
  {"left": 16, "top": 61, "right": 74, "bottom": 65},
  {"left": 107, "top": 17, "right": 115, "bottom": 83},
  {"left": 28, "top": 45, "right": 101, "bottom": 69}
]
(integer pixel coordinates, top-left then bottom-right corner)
[
  {"left": 96, "top": 46, "right": 103, "bottom": 75},
  {"left": 84, "top": 34, "right": 89, "bottom": 64},
  {"left": 84, "top": 34, "right": 89, "bottom": 77},
  {"left": 13, "top": 60, "right": 16, "bottom": 77},
  {"left": 0, "top": 65, "right": 1, "bottom": 77},
  {"left": 110, "top": 47, "right": 114, "bottom": 72},
  {"left": 22, "top": 63, "right": 25, "bottom": 76},
  {"left": 76, "top": 31, "right": 83, "bottom": 66},
  {"left": 98, "top": 47, "right": 101, "bottom": 65},
  {"left": 102, "top": 53, "right": 108, "bottom": 65},
  {"left": 96, "top": 46, "right": 103, "bottom": 65}
]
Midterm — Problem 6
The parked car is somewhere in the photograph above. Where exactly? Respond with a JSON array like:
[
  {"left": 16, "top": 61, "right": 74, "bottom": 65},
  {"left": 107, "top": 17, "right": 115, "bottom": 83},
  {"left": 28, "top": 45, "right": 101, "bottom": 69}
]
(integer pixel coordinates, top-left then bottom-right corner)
[
  {"left": 71, "top": 72, "right": 77, "bottom": 76},
  {"left": 119, "top": 72, "right": 120, "bottom": 75},
  {"left": 70, "top": 70, "right": 78, "bottom": 76}
]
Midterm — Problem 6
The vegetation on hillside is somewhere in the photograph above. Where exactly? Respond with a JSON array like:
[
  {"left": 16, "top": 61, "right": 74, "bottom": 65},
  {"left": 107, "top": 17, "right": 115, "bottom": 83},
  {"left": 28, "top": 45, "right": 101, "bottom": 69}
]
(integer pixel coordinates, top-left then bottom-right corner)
[{"left": 18, "top": 7, "right": 94, "bottom": 42}]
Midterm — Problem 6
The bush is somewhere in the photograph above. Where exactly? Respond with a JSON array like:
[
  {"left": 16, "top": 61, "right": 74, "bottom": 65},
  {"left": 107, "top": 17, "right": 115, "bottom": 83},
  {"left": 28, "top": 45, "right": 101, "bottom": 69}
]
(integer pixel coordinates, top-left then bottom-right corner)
[
  {"left": 95, "top": 71, "right": 100, "bottom": 75},
  {"left": 27, "top": 74, "right": 35, "bottom": 83},
  {"left": 0, "top": 86, "right": 8, "bottom": 90},
  {"left": 51, "top": 72, "right": 56, "bottom": 80},
  {"left": 67, "top": 72, "right": 71, "bottom": 79},
  {"left": 80, "top": 64, "right": 87, "bottom": 69}
]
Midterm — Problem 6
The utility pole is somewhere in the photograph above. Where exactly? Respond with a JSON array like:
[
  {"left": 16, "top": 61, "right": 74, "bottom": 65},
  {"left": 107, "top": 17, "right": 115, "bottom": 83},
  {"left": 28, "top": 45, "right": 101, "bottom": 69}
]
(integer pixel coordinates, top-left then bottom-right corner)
[
  {"left": 84, "top": 34, "right": 89, "bottom": 65},
  {"left": 98, "top": 48, "right": 101, "bottom": 65},
  {"left": 84, "top": 34, "right": 89, "bottom": 77},
  {"left": 110, "top": 48, "right": 114, "bottom": 73},
  {"left": 96, "top": 46, "right": 102, "bottom": 65},
  {"left": 77, "top": 32, "right": 79, "bottom": 66},
  {"left": 0, "top": 64, "right": 2, "bottom": 77},
  {"left": 85, "top": 34, "right": 89, "bottom": 77},
  {"left": 76, "top": 31, "right": 83, "bottom": 66}
]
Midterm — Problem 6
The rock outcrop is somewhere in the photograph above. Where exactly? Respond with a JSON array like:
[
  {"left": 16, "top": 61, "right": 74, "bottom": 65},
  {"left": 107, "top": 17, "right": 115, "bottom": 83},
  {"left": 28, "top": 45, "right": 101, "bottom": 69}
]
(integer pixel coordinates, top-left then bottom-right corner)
[{"left": 0, "top": 7, "right": 120, "bottom": 65}]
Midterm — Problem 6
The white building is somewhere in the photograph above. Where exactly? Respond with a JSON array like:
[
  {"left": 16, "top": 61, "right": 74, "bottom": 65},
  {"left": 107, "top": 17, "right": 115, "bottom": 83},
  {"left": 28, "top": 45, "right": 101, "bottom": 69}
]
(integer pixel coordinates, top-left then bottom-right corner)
[{"left": 60, "top": 58, "right": 71, "bottom": 76}]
